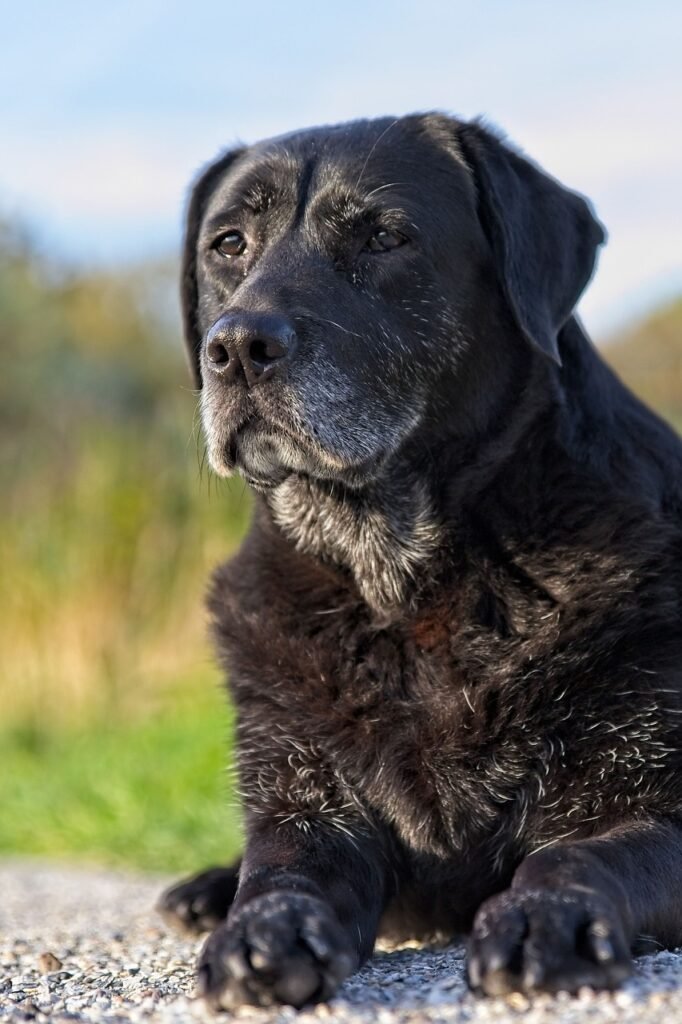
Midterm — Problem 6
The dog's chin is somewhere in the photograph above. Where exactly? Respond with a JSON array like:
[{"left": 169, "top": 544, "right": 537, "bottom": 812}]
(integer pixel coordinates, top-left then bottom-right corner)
[
  {"left": 203, "top": 419, "right": 316, "bottom": 488},
  {"left": 233, "top": 426, "right": 300, "bottom": 491},
  {"left": 205, "top": 423, "right": 292, "bottom": 489},
  {"left": 206, "top": 418, "right": 386, "bottom": 491}
]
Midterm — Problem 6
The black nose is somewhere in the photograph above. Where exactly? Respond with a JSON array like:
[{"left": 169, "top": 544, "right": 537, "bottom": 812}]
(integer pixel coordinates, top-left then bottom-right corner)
[{"left": 204, "top": 313, "right": 297, "bottom": 387}]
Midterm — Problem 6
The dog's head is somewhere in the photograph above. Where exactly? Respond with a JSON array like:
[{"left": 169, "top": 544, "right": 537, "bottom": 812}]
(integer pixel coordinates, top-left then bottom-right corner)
[{"left": 182, "top": 114, "right": 604, "bottom": 491}]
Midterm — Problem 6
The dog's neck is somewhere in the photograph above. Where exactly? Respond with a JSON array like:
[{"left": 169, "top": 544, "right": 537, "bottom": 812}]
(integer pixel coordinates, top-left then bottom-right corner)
[
  {"left": 260, "top": 319, "right": 676, "bottom": 622},
  {"left": 264, "top": 357, "right": 554, "bottom": 616},
  {"left": 267, "top": 471, "right": 443, "bottom": 616}
]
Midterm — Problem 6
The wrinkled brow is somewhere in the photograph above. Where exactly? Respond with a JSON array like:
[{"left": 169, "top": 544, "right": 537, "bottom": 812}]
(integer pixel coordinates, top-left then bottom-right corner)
[
  {"left": 206, "top": 182, "right": 281, "bottom": 226},
  {"left": 310, "top": 183, "right": 414, "bottom": 235},
  {"left": 236, "top": 177, "right": 282, "bottom": 213},
  {"left": 207, "top": 157, "right": 301, "bottom": 226}
]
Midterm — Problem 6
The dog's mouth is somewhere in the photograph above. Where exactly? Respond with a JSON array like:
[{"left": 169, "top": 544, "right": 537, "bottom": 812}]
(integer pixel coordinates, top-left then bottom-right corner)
[
  {"left": 218, "top": 415, "right": 315, "bottom": 490},
  {"left": 228, "top": 420, "right": 290, "bottom": 489},
  {"left": 214, "top": 414, "right": 385, "bottom": 493},
  {"left": 203, "top": 380, "right": 400, "bottom": 491}
]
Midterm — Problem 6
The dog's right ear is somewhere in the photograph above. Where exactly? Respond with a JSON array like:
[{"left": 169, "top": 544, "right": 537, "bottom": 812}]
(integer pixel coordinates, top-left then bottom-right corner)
[{"left": 181, "top": 148, "right": 245, "bottom": 388}]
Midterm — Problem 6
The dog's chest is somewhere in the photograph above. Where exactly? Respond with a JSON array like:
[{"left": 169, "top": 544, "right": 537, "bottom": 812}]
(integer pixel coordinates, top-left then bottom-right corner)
[
  {"left": 229, "top": 543, "right": 680, "bottom": 871},
  {"left": 256, "top": 605, "right": 553, "bottom": 863},
  {"left": 337, "top": 647, "right": 534, "bottom": 855}
]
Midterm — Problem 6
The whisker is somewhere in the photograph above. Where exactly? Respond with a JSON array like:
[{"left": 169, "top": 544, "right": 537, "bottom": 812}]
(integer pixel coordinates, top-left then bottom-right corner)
[
  {"left": 355, "top": 119, "right": 400, "bottom": 190},
  {"left": 364, "top": 181, "right": 408, "bottom": 199},
  {"left": 318, "top": 318, "right": 362, "bottom": 339}
]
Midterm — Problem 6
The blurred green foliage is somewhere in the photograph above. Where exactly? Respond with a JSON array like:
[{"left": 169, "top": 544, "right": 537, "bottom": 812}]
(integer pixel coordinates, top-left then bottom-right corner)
[
  {"left": 0, "top": 220, "right": 252, "bottom": 726},
  {"left": 0, "top": 217, "right": 679, "bottom": 871},
  {"left": 0, "top": 220, "right": 250, "bottom": 871},
  {"left": 604, "top": 297, "right": 682, "bottom": 427},
  {"left": 0, "top": 688, "right": 242, "bottom": 872}
]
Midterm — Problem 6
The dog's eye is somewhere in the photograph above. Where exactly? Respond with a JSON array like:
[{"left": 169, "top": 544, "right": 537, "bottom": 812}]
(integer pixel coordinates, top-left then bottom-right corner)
[
  {"left": 214, "top": 231, "right": 247, "bottom": 258},
  {"left": 365, "top": 229, "right": 407, "bottom": 253}
]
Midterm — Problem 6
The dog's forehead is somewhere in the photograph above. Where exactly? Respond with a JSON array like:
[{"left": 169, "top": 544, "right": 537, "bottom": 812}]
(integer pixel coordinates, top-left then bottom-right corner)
[{"left": 205, "top": 116, "right": 474, "bottom": 218}]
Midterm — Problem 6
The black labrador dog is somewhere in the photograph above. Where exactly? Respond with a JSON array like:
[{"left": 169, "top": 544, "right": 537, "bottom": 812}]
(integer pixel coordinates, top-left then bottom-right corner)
[{"left": 160, "top": 113, "right": 682, "bottom": 1008}]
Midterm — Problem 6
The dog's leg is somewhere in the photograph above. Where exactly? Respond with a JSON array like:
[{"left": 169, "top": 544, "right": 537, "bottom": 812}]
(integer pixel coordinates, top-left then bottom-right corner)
[
  {"left": 158, "top": 862, "right": 241, "bottom": 934},
  {"left": 468, "top": 817, "right": 682, "bottom": 995},
  {"left": 196, "top": 819, "right": 387, "bottom": 1009}
]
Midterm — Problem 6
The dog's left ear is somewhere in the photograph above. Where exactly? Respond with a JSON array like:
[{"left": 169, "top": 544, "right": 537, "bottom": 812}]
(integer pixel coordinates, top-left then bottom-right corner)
[{"left": 457, "top": 122, "right": 605, "bottom": 366}]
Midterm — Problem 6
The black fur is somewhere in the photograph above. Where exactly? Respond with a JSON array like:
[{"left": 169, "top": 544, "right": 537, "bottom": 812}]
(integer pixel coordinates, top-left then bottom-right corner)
[{"left": 160, "top": 113, "right": 682, "bottom": 1008}]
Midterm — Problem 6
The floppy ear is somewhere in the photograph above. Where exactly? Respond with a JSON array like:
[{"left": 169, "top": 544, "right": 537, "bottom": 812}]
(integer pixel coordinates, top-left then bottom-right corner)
[
  {"left": 181, "top": 147, "right": 245, "bottom": 388},
  {"left": 457, "top": 121, "right": 605, "bottom": 366}
]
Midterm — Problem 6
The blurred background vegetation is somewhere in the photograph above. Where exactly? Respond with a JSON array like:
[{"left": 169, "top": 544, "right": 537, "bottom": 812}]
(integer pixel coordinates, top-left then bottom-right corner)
[
  {"left": 0, "top": 217, "right": 680, "bottom": 874},
  {"left": 0, "top": 219, "right": 249, "bottom": 872}
]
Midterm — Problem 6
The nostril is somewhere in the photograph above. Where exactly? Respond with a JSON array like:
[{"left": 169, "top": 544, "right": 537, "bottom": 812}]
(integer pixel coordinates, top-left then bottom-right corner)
[
  {"left": 204, "top": 314, "right": 296, "bottom": 386},
  {"left": 249, "top": 337, "right": 288, "bottom": 368},
  {"left": 207, "top": 340, "right": 230, "bottom": 366}
]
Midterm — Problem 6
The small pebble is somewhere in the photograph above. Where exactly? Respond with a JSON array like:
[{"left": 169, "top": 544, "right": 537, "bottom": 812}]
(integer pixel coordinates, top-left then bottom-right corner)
[
  {"left": 505, "top": 992, "right": 530, "bottom": 1010},
  {"left": 37, "top": 952, "right": 63, "bottom": 974},
  {"left": 16, "top": 1001, "right": 40, "bottom": 1020}
]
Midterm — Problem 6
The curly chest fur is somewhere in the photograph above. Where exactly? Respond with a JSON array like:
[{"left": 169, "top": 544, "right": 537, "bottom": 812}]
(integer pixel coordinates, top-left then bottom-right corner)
[{"left": 214, "top": 551, "right": 682, "bottom": 872}]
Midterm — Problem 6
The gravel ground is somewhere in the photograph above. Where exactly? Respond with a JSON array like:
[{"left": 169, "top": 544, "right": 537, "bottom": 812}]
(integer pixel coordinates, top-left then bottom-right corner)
[{"left": 2, "top": 862, "right": 682, "bottom": 1024}]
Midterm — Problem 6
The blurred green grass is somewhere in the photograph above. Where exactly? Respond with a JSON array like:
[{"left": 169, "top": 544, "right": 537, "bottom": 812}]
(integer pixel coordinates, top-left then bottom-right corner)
[
  {"left": 0, "top": 220, "right": 249, "bottom": 871},
  {"left": 0, "top": 686, "right": 242, "bottom": 872},
  {"left": 1, "top": 217, "right": 680, "bottom": 873}
]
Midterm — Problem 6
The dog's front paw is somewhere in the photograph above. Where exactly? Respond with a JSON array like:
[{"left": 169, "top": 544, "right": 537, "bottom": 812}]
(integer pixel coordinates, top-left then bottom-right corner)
[
  {"left": 158, "top": 866, "right": 239, "bottom": 934},
  {"left": 468, "top": 888, "right": 632, "bottom": 996},
  {"left": 197, "top": 891, "right": 356, "bottom": 1009}
]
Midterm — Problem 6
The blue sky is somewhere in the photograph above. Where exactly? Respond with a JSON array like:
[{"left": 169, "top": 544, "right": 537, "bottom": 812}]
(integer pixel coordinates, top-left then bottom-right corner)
[{"left": 2, "top": 0, "right": 681, "bottom": 337}]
